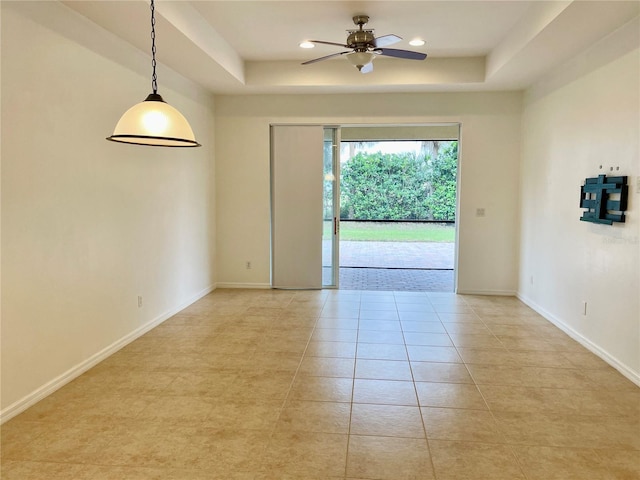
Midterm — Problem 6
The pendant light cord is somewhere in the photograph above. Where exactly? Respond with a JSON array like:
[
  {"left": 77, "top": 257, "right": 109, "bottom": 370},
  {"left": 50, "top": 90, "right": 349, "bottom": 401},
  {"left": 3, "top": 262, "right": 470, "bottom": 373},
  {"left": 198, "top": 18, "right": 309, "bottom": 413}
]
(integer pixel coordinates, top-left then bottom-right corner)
[{"left": 150, "top": 0, "right": 158, "bottom": 94}]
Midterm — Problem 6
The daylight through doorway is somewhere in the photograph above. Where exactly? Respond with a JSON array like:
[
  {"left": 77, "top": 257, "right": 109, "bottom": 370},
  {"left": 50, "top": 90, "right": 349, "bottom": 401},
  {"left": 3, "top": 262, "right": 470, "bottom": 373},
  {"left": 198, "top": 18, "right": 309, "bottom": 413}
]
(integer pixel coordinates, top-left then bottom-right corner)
[{"left": 338, "top": 138, "right": 457, "bottom": 292}]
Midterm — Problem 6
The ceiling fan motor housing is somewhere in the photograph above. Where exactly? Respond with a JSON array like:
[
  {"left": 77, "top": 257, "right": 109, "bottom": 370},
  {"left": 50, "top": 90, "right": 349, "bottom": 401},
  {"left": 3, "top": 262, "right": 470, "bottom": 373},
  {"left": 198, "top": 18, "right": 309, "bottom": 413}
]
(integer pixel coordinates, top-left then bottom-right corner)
[{"left": 347, "top": 30, "right": 375, "bottom": 49}]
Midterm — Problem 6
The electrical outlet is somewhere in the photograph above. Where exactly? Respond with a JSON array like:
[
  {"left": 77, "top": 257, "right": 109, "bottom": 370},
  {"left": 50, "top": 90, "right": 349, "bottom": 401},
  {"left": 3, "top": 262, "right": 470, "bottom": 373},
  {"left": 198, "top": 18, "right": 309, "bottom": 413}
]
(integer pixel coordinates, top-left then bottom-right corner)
[
  {"left": 246, "top": 261, "right": 252, "bottom": 270},
  {"left": 138, "top": 295, "right": 143, "bottom": 308},
  {"left": 476, "top": 208, "right": 485, "bottom": 217}
]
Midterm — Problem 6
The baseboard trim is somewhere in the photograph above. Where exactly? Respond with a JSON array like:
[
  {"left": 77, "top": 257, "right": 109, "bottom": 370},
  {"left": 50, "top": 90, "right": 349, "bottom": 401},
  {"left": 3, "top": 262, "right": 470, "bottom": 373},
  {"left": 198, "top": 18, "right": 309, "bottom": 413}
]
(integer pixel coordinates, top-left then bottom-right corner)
[
  {"left": 215, "top": 282, "right": 271, "bottom": 289},
  {"left": 0, "top": 284, "right": 215, "bottom": 425},
  {"left": 457, "top": 289, "right": 517, "bottom": 296},
  {"left": 517, "top": 292, "right": 640, "bottom": 387}
]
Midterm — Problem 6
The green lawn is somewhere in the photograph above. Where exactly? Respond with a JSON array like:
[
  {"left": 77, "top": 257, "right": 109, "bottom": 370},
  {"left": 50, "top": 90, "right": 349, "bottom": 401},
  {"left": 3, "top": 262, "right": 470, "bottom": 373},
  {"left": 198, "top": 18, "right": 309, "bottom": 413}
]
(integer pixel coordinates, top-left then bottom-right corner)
[{"left": 324, "top": 221, "right": 455, "bottom": 242}]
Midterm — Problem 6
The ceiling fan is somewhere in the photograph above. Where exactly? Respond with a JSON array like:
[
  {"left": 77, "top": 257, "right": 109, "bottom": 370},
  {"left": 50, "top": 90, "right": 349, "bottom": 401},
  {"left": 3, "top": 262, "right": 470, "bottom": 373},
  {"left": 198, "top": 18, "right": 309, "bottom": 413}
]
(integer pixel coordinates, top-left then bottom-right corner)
[{"left": 301, "top": 15, "right": 427, "bottom": 74}]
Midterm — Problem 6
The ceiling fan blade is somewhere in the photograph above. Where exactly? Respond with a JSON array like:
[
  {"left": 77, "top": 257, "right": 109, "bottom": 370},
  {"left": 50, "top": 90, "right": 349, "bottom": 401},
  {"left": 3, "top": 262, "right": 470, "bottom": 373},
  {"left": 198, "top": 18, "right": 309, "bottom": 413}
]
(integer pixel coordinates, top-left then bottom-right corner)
[
  {"left": 301, "top": 51, "right": 350, "bottom": 65},
  {"left": 375, "top": 48, "right": 427, "bottom": 60},
  {"left": 360, "top": 62, "right": 374, "bottom": 74},
  {"left": 309, "top": 40, "right": 349, "bottom": 48},
  {"left": 372, "top": 34, "right": 402, "bottom": 48}
]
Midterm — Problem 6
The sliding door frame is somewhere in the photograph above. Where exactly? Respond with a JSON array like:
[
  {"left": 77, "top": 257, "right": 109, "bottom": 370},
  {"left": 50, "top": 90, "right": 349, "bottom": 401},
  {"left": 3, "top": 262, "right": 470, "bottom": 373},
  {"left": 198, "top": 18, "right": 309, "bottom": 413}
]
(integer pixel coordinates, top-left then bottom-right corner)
[
  {"left": 270, "top": 121, "right": 461, "bottom": 292},
  {"left": 323, "top": 126, "right": 341, "bottom": 289}
]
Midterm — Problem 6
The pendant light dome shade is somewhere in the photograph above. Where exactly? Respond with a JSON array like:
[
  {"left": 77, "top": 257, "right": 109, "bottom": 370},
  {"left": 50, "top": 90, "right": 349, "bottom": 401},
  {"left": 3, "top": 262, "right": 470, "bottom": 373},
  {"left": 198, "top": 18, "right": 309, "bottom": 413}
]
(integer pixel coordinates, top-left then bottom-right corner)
[
  {"left": 107, "top": 93, "right": 200, "bottom": 147},
  {"left": 106, "top": 0, "right": 201, "bottom": 148}
]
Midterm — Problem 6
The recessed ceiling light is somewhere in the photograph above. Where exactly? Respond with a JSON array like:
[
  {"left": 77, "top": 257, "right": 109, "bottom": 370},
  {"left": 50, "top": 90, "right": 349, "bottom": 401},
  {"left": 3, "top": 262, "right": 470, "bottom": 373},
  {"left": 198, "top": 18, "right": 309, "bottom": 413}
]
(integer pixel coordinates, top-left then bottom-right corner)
[
  {"left": 299, "top": 41, "right": 315, "bottom": 49},
  {"left": 409, "top": 39, "right": 425, "bottom": 47}
]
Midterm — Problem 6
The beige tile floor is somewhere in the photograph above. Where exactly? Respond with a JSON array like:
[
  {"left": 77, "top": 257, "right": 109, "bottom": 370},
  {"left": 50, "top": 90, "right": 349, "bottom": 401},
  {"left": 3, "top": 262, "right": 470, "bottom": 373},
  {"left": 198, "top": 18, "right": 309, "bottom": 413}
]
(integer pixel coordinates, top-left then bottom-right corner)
[{"left": 2, "top": 289, "right": 639, "bottom": 479}]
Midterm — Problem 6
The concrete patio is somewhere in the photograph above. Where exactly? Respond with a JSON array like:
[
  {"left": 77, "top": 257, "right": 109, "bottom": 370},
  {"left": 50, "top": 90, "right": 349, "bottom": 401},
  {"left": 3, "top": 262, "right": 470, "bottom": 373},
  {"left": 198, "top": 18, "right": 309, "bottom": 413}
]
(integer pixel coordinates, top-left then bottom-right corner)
[{"left": 324, "top": 241, "right": 455, "bottom": 292}]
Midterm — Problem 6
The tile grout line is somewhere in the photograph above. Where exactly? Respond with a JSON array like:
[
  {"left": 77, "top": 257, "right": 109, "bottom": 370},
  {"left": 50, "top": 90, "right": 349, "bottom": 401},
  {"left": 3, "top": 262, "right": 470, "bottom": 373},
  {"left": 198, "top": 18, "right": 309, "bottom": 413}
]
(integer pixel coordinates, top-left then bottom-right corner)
[
  {"left": 342, "top": 291, "right": 362, "bottom": 479},
  {"left": 265, "top": 291, "right": 329, "bottom": 444},
  {"left": 463, "top": 301, "right": 533, "bottom": 480},
  {"left": 395, "top": 290, "right": 440, "bottom": 480}
]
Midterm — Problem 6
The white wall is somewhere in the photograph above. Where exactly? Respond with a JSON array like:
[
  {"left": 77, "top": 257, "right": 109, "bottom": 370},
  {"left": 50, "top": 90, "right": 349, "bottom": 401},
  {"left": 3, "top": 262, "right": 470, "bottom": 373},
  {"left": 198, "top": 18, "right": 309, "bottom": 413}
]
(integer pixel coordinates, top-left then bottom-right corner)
[
  {"left": 0, "top": 3, "right": 216, "bottom": 418},
  {"left": 341, "top": 125, "right": 459, "bottom": 141},
  {"left": 518, "top": 19, "right": 640, "bottom": 382},
  {"left": 214, "top": 92, "right": 522, "bottom": 294}
]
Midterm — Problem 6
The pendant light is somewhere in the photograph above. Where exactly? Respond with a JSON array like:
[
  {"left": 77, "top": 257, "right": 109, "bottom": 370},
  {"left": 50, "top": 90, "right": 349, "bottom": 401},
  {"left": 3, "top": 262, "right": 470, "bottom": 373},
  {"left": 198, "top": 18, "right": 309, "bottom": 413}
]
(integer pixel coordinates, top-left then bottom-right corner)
[{"left": 107, "top": 0, "right": 201, "bottom": 147}]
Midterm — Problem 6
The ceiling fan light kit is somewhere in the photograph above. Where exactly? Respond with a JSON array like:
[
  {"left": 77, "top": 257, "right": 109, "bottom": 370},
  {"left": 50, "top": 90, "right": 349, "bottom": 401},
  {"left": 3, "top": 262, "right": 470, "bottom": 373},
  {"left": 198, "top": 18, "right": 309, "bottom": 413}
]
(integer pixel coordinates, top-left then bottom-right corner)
[
  {"left": 347, "top": 51, "right": 377, "bottom": 71},
  {"left": 107, "top": 0, "right": 200, "bottom": 147},
  {"left": 301, "top": 15, "right": 427, "bottom": 74}
]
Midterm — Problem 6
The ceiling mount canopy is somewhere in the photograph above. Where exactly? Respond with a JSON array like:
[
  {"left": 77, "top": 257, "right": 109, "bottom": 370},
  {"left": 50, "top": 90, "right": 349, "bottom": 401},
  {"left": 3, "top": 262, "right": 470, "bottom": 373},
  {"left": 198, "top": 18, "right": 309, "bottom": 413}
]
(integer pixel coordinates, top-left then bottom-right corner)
[{"left": 107, "top": 0, "right": 201, "bottom": 147}]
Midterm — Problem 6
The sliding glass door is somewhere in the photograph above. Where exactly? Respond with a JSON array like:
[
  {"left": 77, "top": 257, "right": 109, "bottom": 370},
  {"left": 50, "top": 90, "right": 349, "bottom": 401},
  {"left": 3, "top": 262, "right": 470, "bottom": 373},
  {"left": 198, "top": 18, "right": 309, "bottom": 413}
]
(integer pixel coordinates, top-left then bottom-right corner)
[
  {"left": 322, "top": 127, "right": 340, "bottom": 288},
  {"left": 271, "top": 125, "right": 324, "bottom": 289},
  {"left": 272, "top": 123, "right": 460, "bottom": 291}
]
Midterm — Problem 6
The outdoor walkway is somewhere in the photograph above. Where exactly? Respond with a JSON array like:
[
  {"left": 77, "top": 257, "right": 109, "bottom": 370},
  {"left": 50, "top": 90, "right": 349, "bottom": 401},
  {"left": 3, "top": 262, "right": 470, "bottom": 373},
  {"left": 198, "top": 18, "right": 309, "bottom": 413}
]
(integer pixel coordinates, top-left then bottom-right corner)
[
  {"left": 340, "top": 241, "right": 454, "bottom": 269},
  {"left": 325, "top": 241, "right": 455, "bottom": 292},
  {"left": 340, "top": 267, "right": 454, "bottom": 292}
]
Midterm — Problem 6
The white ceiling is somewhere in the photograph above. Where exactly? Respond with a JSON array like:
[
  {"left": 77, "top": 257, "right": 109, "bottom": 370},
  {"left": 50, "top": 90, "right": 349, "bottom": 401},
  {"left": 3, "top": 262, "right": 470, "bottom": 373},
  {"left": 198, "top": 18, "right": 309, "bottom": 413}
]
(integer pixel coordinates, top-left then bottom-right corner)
[
  {"left": 191, "top": 1, "right": 533, "bottom": 60},
  {"left": 63, "top": 0, "right": 639, "bottom": 95}
]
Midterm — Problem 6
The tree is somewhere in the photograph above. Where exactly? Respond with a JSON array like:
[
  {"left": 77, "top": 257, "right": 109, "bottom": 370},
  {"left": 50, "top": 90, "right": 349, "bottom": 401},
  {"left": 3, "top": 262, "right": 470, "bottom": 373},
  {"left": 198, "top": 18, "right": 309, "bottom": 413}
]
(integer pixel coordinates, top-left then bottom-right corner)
[
  {"left": 340, "top": 151, "right": 431, "bottom": 220},
  {"left": 338, "top": 141, "right": 458, "bottom": 221},
  {"left": 425, "top": 141, "right": 458, "bottom": 220}
]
